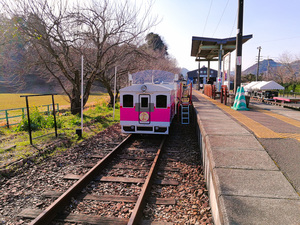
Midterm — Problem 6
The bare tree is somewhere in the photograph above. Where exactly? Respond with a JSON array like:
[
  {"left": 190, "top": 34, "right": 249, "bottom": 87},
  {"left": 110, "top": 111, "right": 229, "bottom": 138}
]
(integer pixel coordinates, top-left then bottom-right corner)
[
  {"left": 1, "top": 0, "right": 157, "bottom": 114},
  {"left": 274, "top": 52, "right": 300, "bottom": 91},
  {"left": 0, "top": 14, "right": 29, "bottom": 91},
  {"left": 129, "top": 45, "right": 180, "bottom": 79},
  {"left": 273, "top": 66, "right": 286, "bottom": 84}
]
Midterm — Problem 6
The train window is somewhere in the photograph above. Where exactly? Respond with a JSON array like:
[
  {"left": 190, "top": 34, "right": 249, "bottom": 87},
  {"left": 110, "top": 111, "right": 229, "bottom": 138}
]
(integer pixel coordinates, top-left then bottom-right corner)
[
  {"left": 156, "top": 95, "right": 167, "bottom": 108},
  {"left": 123, "top": 94, "right": 133, "bottom": 107},
  {"left": 141, "top": 97, "right": 148, "bottom": 108}
]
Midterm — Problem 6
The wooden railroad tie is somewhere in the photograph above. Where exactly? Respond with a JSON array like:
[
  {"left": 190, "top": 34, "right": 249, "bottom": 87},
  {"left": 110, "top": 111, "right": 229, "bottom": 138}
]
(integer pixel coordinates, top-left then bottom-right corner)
[
  {"left": 18, "top": 209, "right": 128, "bottom": 225},
  {"left": 126, "top": 147, "right": 158, "bottom": 153},
  {"left": 18, "top": 209, "right": 174, "bottom": 225},
  {"left": 82, "top": 164, "right": 180, "bottom": 172},
  {"left": 90, "top": 155, "right": 155, "bottom": 161},
  {"left": 43, "top": 191, "right": 176, "bottom": 205},
  {"left": 63, "top": 174, "right": 179, "bottom": 186}
]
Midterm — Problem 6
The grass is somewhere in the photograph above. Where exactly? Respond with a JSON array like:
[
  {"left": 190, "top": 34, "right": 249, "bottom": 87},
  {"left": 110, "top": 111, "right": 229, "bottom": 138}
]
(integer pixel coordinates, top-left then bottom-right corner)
[
  {"left": 0, "top": 93, "right": 110, "bottom": 127},
  {"left": 0, "top": 93, "right": 108, "bottom": 110},
  {"left": 0, "top": 96, "right": 120, "bottom": 172}
]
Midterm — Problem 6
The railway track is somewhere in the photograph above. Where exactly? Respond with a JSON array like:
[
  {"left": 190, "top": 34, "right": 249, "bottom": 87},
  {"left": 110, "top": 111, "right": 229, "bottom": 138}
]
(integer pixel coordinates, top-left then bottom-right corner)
[
  {"left": 1, "top": 122, "right": 211, "bottom": 224},
  {"left": 17, "top": 134, "right": 181, "bottom": 224}
]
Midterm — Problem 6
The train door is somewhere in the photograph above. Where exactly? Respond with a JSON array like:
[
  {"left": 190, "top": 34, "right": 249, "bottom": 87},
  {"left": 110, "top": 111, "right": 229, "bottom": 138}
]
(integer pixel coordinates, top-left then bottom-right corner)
[{"left": 138, "top": 94, "right": 151, "bottom": 124}]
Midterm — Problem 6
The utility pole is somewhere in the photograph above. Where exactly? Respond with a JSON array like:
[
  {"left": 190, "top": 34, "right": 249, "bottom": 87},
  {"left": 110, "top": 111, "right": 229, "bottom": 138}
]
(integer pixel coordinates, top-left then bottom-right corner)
[
  {"left": 234, "top": 0, "right": 244, "bottom": 94},
  {"left": 113, "top": 66, "right": 117, "bottom": 120},
  {"left": 256, "top": 46, "right": 262, "bottom": 81},
  {"left": 267, "top": 57, "right": 270, "bottom": 79}
]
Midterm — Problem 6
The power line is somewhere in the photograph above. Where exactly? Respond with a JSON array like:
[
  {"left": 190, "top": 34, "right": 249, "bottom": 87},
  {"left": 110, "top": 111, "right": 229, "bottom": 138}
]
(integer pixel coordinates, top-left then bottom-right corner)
[
  {"left": 202, "top": 0, "right": 213, "bottom": 36},
  {"left": 212, "top": 0, "right": 230, "bottom": 37},
  {"left": 230, "top": 10, "right": 237, "bottom": 37}
]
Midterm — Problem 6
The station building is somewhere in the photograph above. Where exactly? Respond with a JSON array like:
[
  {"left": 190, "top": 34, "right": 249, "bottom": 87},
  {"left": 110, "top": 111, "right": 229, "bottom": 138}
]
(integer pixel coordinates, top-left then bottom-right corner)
[{"left": 187, "top": 66, "right": 218, "bottom": 87}]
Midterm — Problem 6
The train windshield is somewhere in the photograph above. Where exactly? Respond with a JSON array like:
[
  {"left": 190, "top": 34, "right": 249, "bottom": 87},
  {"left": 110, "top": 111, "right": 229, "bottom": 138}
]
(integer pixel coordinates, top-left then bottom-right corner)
[
  {"left": 139, "top": 95, "right": 151, "bottom": 124},
  {"left": 156, "top": 95, "right": 167, "bottom": 108},
  {"left": 141, "top": 97, "right": 148, "bottom": 108},
  {"left": 123, "top": 94, "right": 133, "bottom": 107}
]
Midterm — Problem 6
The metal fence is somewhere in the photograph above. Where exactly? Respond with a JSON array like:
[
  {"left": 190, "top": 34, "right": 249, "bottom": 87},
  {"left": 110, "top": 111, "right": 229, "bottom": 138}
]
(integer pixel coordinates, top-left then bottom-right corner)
[
  {"left": 279, "top": 92, "right": 300, "bottom": 98},
  {"left": 0, "top": 103, "right": 59, "bottom": 128}
]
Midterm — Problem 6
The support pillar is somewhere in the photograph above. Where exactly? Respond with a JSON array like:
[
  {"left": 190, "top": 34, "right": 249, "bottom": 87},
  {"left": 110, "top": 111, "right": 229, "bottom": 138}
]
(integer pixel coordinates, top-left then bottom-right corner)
[
  {"left": 227, "top": 53, "right": 231, "bottom": 90},
  {"left": 207, "top": 61, "right": 211, "bottom": 84},
  {"left": 217, "top": 44, "right": 223, "bottom": 91},
  {"left": 222, "top": 57, "right": 226, "bottom": 86},
  {"left": 197, "top": 61, "right": 200, "bottom": 90}
]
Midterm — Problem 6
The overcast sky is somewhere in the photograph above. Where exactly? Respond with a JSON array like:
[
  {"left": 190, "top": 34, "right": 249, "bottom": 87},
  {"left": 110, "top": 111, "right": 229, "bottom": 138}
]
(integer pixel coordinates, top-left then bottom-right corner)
[{"left": 147, "top": 0, "right": 300, "bottom": 71}]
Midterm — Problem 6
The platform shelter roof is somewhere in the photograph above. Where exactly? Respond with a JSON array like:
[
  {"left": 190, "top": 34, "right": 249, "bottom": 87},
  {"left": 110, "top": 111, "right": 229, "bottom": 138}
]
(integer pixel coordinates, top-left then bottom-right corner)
[{"left": 191, "top": 35, "right": 253, "bottom": 61}]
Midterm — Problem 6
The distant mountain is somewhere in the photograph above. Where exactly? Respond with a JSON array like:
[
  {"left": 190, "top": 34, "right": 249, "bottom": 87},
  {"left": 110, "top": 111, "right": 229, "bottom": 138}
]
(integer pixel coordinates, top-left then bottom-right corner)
[
  {"left": 243, "top": 59, "right": 281, "bottom": 75},
  {"left": 180, "top": 68, "right": 189, "bottom": 79},
  {"left": 291, "top": 60, "right": 300, "bottom": 71},
  {"left": 1, "top": 70, "right": 177, "bottom": 94},
  {"left": 0, "top": 74, "right": 62, "bottom": 94},
  {"left": 0, "top": 73, "right": 105, "bottom": 94}
]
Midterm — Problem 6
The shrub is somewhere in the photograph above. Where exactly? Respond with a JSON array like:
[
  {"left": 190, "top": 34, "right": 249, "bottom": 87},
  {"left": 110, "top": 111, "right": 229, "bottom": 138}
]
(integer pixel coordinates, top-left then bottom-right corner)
[
  {"left": 15, "top": 107, "right": 61, "bottom": 131},
  {"left": 45, "top": 115, "right": 62, "bottom": 129}
]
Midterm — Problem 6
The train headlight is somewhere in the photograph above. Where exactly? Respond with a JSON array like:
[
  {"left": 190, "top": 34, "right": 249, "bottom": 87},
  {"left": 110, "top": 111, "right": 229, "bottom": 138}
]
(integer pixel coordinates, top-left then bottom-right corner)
[
  {"left": 141, "top": 85, "right": 147, "bottom": 93},
  {"left": 154, "top": 126, "right": 167, "bottom": 133},
  {"left": 123, "top": 125, "right": 135, "bottom": 132}
]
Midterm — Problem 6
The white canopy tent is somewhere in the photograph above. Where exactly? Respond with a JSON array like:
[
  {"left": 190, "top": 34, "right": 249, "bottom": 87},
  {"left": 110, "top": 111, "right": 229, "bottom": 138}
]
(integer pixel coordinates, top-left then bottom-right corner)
[
  {"left": 244, "top": 81, "right": 284, "bottom": 92},
  {"left": 243, "top": 81, "right": 260, "bottom": 92}
]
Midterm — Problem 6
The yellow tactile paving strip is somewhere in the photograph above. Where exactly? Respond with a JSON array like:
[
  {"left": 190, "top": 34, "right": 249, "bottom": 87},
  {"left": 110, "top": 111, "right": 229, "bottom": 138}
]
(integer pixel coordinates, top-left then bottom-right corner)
[
  {"left": 277, "top": 133, "right": 300, "bottom": 141},
  {"left": 255, "top": 108, "right": 300, "bottom": 128},
  {"left": 194, "top": 90, "right": 300, "bottom": 142}
]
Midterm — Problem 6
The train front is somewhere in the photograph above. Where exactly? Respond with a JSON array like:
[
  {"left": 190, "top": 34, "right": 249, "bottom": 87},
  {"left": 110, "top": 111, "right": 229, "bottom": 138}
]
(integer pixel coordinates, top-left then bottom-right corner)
[{"left": 119, "top": 83, "right": 176, "bottom": 135}]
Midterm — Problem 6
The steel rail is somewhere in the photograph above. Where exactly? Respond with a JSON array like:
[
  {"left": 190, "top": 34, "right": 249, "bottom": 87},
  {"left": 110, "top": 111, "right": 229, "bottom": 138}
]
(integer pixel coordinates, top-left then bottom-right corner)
[
  {"left": 29, "top": 134, "right": 132, "bottom": 225},
  {"left": 127, "top": 136, "right": 167, "bottom": 225}
]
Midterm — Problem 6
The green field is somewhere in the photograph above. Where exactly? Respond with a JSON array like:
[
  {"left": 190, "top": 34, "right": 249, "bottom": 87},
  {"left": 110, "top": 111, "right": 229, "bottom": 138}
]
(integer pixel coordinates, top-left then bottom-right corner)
[{"left": 0, "top": 93, "right": 109, "bottom": 110}]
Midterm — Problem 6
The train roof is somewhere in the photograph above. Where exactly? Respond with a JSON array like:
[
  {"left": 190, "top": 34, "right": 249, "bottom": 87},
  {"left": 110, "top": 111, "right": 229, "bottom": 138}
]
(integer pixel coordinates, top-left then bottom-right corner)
[{"left": 120, "top": 83, "right": 175, "bottom": 93}]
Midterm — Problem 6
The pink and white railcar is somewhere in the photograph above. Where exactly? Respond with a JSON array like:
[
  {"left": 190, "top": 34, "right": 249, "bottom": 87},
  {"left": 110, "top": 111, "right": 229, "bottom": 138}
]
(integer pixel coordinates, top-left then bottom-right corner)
[{"left": 119, "top": 83, "right": 177, "bottom": 134}]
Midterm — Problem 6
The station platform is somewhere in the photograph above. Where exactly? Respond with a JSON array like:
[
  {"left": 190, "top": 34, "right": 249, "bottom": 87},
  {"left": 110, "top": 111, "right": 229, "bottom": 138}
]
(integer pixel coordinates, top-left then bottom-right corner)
[{"left": 192, "top": 90, "right": 300, "bottom": 225}]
